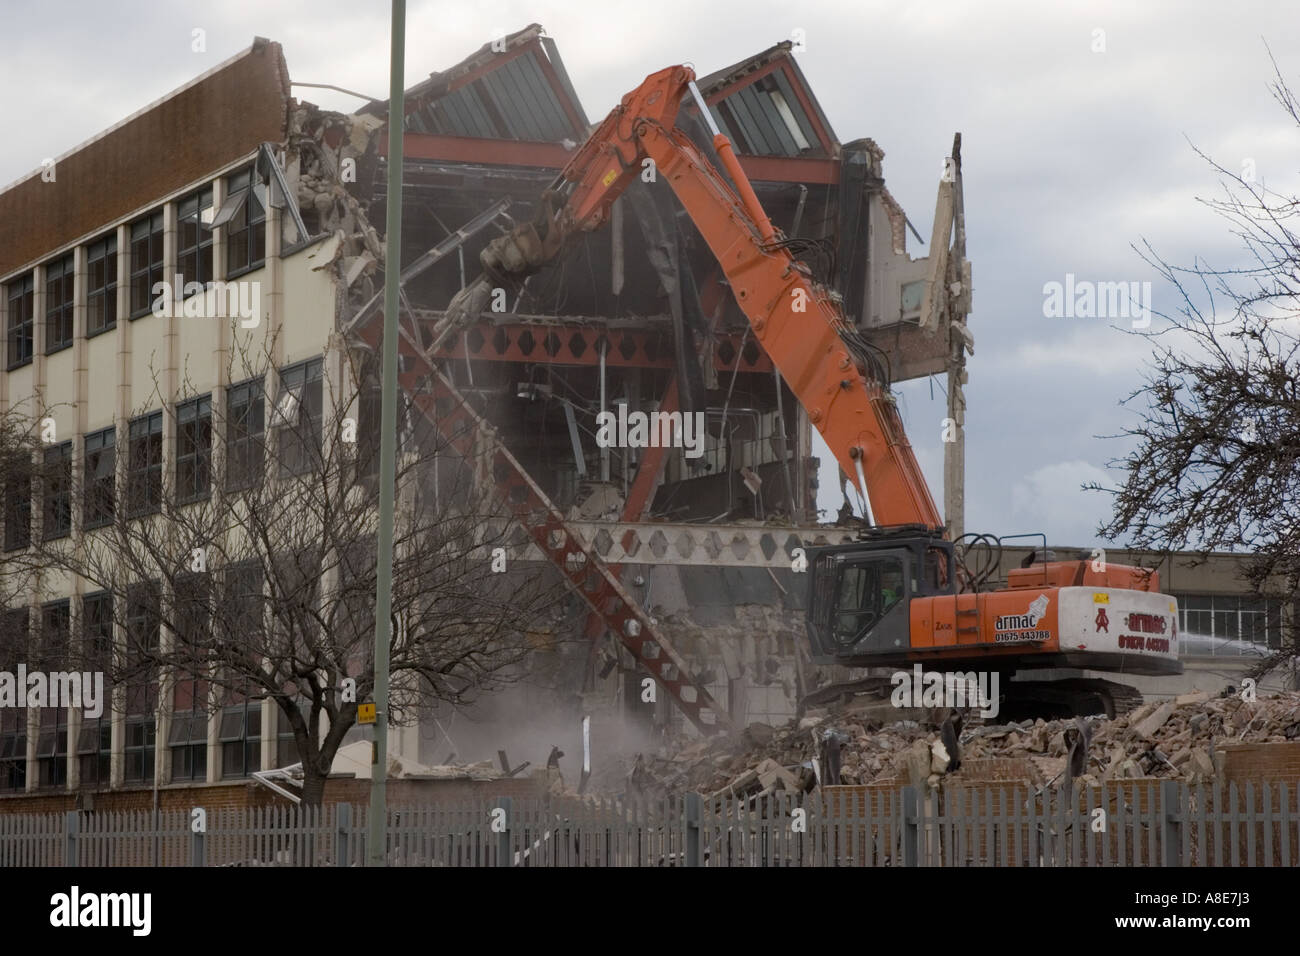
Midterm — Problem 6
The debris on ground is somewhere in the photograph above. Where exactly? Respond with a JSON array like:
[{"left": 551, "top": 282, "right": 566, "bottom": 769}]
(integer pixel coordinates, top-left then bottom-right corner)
[{"left": 630, "top": 691, "right": 1300, "bottom": 796}]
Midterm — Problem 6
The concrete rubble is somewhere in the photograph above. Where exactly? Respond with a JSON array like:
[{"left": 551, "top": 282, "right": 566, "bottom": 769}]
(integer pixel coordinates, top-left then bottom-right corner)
[{"left": 632, "top": 691, "right": 1300, "bottom": 796}]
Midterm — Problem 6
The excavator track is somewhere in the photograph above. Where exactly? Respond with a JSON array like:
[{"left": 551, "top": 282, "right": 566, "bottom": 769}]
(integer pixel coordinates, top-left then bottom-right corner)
[
  {"left": 999, "top": 678, "right": 1144, "bottom": 722},
  {"left": 799, "top": 674, "right": 1144, "bottom": 723}
]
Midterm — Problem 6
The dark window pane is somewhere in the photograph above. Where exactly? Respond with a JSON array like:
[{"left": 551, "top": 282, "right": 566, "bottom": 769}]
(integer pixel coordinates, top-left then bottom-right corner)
[
  {"left": 129, "top": 212, "right": 164, "bottom": 318},
  {"left": 44, "top": 256, "right": 75, "bottom": 354},
  {"left": 83, "top": 427, "right": 115, "bottom": 529},
  {"left": 87, "top": 234, "right": 118, "bottom": 335},
  {"left": 276, "top": 359, "right": 323, "bottom": 476},
  {"left": 3, "top": 456, "right": 32, "bottom": 551},
  {"left": 42, "top": 442, "right": 72, "bottom": 539},
  {"left": 127, "top": 412, "right": 163, "bottom": 517},
  {"left": 177, "top": 187, "right": 214, "bottom": 294},
  {"left": 6, "top": 274, "right": 34, "bottom": 368},
  {"left": 225, "top": 378, "right": 265, "bottom": 491},
  {"left": 175, "top": 396, "right": 212, "bottom": 503}
]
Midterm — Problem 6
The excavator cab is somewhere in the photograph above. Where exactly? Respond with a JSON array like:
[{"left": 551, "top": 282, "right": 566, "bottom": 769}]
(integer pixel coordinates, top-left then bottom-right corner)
[{"left": 807, "top": 528, "right": 956, "bottom": 665}]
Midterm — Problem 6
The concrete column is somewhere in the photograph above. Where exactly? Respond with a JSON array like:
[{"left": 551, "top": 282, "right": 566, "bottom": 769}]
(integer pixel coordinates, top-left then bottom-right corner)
[
  {"left": 267, "top": 197, "right": 284, "bottom": 367},
  {"left": 73, "top": 243, "right": 88, "bottom": 439},
  {"left": 943, "top": 352, "right": 966, "bottom": 540},
  {"left": 161, "top": 201, "right": 179, "bottom": 484},
  {"left": 205, "top": 686, "right": 220, "bottom": 784},
  {"left": 109, "top": 614, "right": 126, "bottom": 789},
  {"left": 155, "top": 583, "right": 174, "bottom": 788},
  {"left": 23, "top": 606, "right": 37, "bottom": 792},
  {"left": 66, "top": 594, "right": 83, "bottom": 791},
  {"left": 31, "top": 263, "right": 45, "bottom": 414},
  {"left": 0, "top": 281, "right": 7, "bottom": 410},
  {"left": 115, "top": 223, "right": 130, "bottom": 425}
]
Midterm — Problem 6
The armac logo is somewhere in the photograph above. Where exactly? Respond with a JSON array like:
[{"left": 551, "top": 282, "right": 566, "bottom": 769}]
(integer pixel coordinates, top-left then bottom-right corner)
[
  {"left": 995, "top": 612, "right": 1037, "bottom": 630},
  {"left": 995, "top": 595, "right": 1050, "bottom": 631}
]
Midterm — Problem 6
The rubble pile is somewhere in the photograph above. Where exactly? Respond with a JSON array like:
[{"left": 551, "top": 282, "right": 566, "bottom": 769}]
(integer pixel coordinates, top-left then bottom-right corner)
[{"left": 634, "top": 691, "right": 1300, "bottom": 797}]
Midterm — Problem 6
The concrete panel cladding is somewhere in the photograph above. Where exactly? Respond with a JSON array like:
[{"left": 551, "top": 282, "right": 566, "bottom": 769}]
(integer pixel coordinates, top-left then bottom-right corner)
[{"left": 0, "top": 38, "right": 290, "bottom": 278}]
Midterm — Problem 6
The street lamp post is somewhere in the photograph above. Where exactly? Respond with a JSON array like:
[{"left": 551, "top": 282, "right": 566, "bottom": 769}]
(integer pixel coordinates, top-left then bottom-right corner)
[{"left": 368, "top": 0, "right": 405, "bottom": 866}]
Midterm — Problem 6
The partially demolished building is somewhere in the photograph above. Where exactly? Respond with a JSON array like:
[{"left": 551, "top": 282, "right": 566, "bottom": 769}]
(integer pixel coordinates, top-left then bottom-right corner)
[
  {"left": 0, "top": 28, "right": 971, "bottom": 803},
  {"left": 350, "top": 26, "right": 970, "bottom": 740}
]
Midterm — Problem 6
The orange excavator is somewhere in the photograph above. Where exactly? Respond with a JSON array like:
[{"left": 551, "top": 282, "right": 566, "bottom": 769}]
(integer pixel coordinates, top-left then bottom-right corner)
[{"left": 432, "top": 64, "right": 1182, "bottom": 721}]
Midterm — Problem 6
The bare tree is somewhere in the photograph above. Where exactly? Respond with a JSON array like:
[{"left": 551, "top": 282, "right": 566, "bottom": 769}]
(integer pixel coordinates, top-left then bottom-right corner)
[
  {"left": 0, "top": 403, "right": 49, "bottom": 610},
  {"left": 36, "top": 337, "right": 573, "bottom": 805},
  {"left": 1090, "top": 50, "right": 1300, "bottom": 677}
]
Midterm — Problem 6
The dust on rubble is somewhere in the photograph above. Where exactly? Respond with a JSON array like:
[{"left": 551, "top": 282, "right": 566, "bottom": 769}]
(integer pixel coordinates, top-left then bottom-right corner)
[{"left": 623, "top": 691, "right": 1300, "bottom": 799}]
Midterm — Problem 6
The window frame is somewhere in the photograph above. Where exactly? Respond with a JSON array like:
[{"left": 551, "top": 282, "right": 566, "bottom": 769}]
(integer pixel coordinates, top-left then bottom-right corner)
[
  {"left": 128, "top": 211, "right": 165, "bottom": 319},
  {"left": 168, "top": 673, "right": 209, "bottom": 784},
  {"left": 126, "top": 411, "right": 163, "bottom": 518},
  {"left": 176, "top": 187, "right": 215, "bottom": 299},
  {"left": 175, "top": 395, "right": 213, "bottom": 504},
  {"left": 0, "top": 704, "right": 27, "bottom": 792},
  {"left": 82, "top": 591, "right": 113, "bottom": 669},
  {"left": 275, "top": 359, "right": 324, "bottom": 477},
  {"left": 124, "top": 581, "right": 160, "bottom": 719},
  {"left": 83, "top": 426, "right": 116, "bottom": 530},
  {"left": 6, "top": 273, "right": 34, "bottom": 369},
  {"left": 218, "top": 167, "right": 268, "bottom": 278},
  {"left": 77, "top": 715, "right": 112, "bottom": 788},
  {"left": 219, "top": 699, "right": 262, "bottom": 779},
  {"left": 86, "top": 233, "right": 118, "bottom": 337},
  {"left": 43, "top": 254, "right": 75, "bottom": 355},
  {"left": 3, "top": 455, "right": 33, "bottom": 552},
  {"left": 225, "top": 377, "right": 266, "bottom": 491},
  {"left": 122, "top": 716, "right": 156, "bottom": 785},
  {"left": 1176, "top": 593, "right": 1283, "bottom": 653},
  {"left": 42, "top": 441, "right": 72, "bottom": 540},
  {"left": 36, "top": 703, "right": 69, "bottom": 789}
]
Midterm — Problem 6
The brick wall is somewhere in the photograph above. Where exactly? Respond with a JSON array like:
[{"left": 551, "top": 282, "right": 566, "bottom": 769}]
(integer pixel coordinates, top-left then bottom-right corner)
[
  {"left": 0, "top": 39, "right": 291, "bottom": 279},
  {"left": 1219, "top": 741, "right": 1300, "bottom": 787}
]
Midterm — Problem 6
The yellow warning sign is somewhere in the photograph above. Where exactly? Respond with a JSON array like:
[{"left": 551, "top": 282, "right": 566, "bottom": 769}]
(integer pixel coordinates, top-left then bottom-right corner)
[
  {"left": 602, "top": 169, "right": 618, "bottom": 187},
  {"left": 358, "top": 703, "right": 376, "bottom": 725},
  {"left": 1093, "top": 593, "right": 1110, "bottom": 604}
]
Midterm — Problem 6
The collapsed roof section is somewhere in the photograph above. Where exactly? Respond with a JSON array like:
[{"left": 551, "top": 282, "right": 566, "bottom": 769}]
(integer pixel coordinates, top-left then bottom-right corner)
[
  {"left": 364, "top": 23, "right": 589, "bottom": 145},
  {"left": 696, "top": 39, "right": 837, "bottom": 160},
  {"left": 349, "top": 25, "right": 950, "bottom": 381}
]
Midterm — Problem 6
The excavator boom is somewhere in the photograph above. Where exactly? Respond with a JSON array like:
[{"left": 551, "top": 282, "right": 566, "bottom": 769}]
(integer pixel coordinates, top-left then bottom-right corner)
[
  {"left": 425, "top": 61, "right": 1180, "bottom": 724},
  {"left": 444, "top": 65, "right": 941, "bottom": 530}
]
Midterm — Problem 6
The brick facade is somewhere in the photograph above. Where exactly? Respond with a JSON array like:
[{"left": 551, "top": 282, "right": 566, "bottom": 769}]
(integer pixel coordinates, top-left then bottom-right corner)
[{"left": 0, "top": 39, "right": 290, "bottom": 279}]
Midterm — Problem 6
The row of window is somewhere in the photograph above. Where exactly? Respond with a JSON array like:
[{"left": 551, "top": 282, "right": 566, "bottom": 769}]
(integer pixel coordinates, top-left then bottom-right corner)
[
  {"left": 4, "top": 166, "right": 267, "bottom": 370},
  {"left": 0, "top": 703, "right": 294, "bottom": 791},
  {"left": 1175, "top": 593, "right": 1285, "bottom": 652},
  {"left": 0, "top": 585, "right": 296, "bottom": 792},
  {"left": 2, "top": 358, "right": 326, "bottom": 551}
]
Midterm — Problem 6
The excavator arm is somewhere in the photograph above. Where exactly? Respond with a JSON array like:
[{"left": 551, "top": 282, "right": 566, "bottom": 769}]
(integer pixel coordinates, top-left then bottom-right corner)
[
  {"left": 411, "top": 61, "right": 1182, "bottom": 724},
  {"left": 440, "top": 65, "right": 942, "bottom": 530}
]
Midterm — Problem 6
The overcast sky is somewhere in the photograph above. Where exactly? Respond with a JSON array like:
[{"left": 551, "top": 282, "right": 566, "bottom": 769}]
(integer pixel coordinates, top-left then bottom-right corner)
[{"left": 3, "top": 0, "right": 1298, "bottom": 549}]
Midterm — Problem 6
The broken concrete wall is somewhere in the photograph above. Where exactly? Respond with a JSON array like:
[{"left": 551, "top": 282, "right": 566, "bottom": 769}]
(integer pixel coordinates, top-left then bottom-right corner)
[
  {"left": 282, "top": 101, "right": 386, "bottom": 310},
  {"left": 635, "top": 565, "right": 807, "bottom": 729}
]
